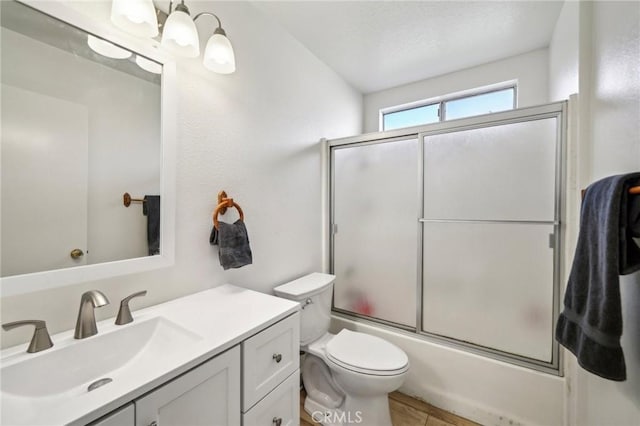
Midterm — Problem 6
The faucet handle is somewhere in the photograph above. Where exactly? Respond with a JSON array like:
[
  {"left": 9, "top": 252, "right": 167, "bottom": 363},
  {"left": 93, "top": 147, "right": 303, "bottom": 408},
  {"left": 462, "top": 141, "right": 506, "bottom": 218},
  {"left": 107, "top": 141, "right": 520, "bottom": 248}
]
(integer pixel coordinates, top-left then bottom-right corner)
[
  {"left": 2, "top": 320, "right": 54, "bottom": 353},
  {"left": 115, "top": 291, "right": 147, "bottom": 325}
]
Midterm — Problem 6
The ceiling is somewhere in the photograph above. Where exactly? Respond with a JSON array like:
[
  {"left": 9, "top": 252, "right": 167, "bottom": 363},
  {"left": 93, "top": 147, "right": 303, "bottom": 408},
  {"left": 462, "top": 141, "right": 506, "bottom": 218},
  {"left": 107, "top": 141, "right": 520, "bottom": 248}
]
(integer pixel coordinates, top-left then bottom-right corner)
[{"left": 253, "top": 1, "right": 564, "bottom": 94}]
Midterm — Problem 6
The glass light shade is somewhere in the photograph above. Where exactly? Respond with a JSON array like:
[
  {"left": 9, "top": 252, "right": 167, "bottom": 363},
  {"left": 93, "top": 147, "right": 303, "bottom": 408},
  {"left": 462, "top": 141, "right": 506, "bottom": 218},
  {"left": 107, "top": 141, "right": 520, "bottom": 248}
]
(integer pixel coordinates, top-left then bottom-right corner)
[
  {"left": 203, "top": 33, "right": 236, "bottom": 74},
  {"left": 87, "top": 35, "right": 132, "bottom": 59},
  {"left": 161, "top": 10, "right": 200, "bottom": 58},
  {"left": 135, "top": 55, "right": 162, "bottom": 74},
  {"left": 111, "top": 0, "right": 158, "bottom": 38}
]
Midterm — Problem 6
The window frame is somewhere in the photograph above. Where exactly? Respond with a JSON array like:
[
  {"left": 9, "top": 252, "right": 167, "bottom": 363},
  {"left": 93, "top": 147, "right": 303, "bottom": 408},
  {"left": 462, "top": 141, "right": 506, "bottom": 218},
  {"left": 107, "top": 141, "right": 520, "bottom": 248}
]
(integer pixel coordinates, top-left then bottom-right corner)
[{"left": 380, "top": 83, "right": 518, "bottom": 131}]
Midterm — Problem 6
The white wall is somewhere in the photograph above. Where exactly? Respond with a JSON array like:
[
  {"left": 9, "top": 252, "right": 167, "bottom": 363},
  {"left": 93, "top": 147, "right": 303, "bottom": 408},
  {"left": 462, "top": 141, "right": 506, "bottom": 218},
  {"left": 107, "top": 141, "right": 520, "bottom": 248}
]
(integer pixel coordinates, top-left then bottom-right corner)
[
  {"left": 363, "top": 48, "right": 549, "bottom": 133},
  {"left": 548, "top": 1, "right": 579, "bottom": 102},
  {"left": 580, "top": 2, "right": 640, "bottom": 424},
  {"left": 85, "top": 68, "right": 161, "bottom": 264},
  {"left": 549, "top": 1, "right": 640, "bottom": 425},
  {"left": 0, "top": 1, "right": 362, "bottom": 347}
]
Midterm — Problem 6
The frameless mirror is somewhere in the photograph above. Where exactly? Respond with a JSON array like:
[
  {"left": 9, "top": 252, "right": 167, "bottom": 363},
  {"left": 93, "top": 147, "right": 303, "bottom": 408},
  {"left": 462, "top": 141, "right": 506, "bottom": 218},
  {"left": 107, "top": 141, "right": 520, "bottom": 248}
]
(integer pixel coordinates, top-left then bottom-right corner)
[{"left": 0, "top": 0, "right": 176, "bottom": 295}]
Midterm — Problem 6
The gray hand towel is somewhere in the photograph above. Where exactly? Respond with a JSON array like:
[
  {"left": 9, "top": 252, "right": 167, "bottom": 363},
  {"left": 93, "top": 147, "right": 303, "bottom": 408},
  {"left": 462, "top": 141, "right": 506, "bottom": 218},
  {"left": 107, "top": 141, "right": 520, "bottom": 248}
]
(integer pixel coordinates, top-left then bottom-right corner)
[
  {"left": 209, "top": 220, "right": 253, "bottom": 270},
  {"left": 143, "top": 195, "right": 160, "bottom": 256},
  {"left": 555, "top": 172, "right": 640, "bottom": 381}
]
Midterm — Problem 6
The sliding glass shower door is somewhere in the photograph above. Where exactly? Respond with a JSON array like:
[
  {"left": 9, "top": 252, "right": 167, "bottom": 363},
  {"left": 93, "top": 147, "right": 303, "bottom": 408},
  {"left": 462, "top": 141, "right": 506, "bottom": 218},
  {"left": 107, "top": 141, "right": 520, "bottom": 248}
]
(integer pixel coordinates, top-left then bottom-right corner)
[
  {"left": 329, "top": 103, "right": 564, "bottom": 370},
  {"left": 332, "top": 138, "right": 418, "bottom": 327},
  {"left": 421, "top": 118, "right": 559, "bottom": 362}
]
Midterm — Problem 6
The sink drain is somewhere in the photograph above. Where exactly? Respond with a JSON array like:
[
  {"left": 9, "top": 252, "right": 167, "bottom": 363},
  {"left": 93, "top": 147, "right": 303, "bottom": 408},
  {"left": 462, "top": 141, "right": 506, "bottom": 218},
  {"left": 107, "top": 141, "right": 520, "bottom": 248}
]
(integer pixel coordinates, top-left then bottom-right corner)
[{"left": 87, "top": 378, "right": 113, "bottom": 392}]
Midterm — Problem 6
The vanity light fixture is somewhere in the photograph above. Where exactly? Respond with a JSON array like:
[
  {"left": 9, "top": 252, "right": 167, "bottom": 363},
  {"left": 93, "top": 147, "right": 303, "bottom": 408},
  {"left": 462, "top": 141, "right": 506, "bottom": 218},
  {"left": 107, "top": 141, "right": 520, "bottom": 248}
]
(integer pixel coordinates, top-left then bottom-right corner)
[
  {"left": 135, "top": 55, "right": 163, "bottom": 74},
  {"left": 160, "top": 1, "right": 199, "bottom": 58},
  {"left": 87, "top": 35, "right": 132, "bottom": 59},
  {"left": 87, "top": 34, "right": 161, "bottom": 75},
  {"left": 110, "top": 0, "right": 158, "bottom": 38},
  {"left": 111, "top": 0, "right": 236, "bottom": 74}
]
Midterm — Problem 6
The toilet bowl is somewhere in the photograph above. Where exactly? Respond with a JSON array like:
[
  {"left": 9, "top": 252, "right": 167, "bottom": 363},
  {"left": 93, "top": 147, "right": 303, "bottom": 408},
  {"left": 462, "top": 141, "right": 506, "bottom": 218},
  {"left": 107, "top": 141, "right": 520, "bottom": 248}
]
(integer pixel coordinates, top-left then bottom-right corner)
[{"left": 274, "top": 273, "right": 409, "bottom": 426}]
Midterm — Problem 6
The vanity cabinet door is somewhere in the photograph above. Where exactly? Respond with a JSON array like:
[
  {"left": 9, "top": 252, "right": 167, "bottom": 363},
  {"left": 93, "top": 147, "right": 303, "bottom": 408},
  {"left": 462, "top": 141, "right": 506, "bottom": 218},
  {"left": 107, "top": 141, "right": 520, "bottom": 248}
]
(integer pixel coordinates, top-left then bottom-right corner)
[
  {"left": 89, "top": 403, "right": 134, "bottom": 426},
  {"left": 135, "top": 346, "right": 240, "bottom": 426}
]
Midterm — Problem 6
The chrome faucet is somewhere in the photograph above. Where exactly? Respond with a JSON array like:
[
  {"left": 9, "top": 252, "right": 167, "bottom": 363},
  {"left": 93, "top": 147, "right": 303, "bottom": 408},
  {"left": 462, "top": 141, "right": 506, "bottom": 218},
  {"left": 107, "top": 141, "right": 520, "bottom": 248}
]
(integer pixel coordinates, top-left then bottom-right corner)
[
  {"left": 115, "top": 290, "right": 147, "bottom": 325},
  {"left": 74, "top": 290, "right": 110, "bottom": 339},
  {"left": 2, "top": 320, "right": 53, "bottom": 353}
]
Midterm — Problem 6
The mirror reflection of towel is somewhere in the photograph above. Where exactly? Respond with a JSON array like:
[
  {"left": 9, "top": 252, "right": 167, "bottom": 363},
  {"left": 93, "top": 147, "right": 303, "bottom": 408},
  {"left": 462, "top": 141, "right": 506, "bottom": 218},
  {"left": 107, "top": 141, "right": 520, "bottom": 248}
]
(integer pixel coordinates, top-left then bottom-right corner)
[
  {"left": 143, "top": 195, "right": 160, "bottom": 255},
  {"left": 209, "top": 220, "right": 252, "bottom": 270}
]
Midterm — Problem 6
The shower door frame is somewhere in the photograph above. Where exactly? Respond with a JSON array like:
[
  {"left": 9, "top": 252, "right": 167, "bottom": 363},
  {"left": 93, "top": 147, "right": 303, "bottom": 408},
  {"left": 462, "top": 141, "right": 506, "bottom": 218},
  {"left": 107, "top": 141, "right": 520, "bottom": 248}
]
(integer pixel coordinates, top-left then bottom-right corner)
[{"left": 326, "top": 101, "right": 567, "bottom": 375}]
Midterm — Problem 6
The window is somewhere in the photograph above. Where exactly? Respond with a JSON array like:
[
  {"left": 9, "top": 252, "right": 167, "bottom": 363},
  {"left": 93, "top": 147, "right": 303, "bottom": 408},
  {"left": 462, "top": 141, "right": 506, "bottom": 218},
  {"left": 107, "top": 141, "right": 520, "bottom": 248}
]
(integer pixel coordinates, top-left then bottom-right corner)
[
  {"left": 382, "top": 104, "right": 439, "bottom": 131},
  {"left": 381, "top": 86, "right": 516, "bottom": 131}
]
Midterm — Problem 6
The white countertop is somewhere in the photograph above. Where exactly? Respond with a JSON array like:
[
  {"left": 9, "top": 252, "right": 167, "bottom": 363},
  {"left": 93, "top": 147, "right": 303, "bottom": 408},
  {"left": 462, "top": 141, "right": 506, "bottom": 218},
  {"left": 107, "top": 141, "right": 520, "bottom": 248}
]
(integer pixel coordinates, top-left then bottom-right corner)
[{"left": 0, "top": 285, "right": 299, "bottom": 426}]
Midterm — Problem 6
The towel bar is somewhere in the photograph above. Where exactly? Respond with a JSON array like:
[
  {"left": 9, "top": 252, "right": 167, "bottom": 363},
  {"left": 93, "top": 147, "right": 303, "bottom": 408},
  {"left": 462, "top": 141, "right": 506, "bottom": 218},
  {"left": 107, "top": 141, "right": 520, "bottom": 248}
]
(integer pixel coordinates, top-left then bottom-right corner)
[
  {"left": 212, "top": 190, "right": 244, "bottom": 229},
  {"left": 581, "top": 186, "right": 640, "bottom": 199},
  {"left": 123, "top": 192, "right": 146, "bottom": 207}
]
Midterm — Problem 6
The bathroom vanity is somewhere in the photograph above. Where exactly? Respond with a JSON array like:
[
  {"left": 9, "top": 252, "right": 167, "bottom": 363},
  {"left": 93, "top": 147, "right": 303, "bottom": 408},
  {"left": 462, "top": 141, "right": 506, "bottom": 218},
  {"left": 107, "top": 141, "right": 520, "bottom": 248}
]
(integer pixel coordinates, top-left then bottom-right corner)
[{"left": 0, "top": 285, "right": 300, "bottom": 426}]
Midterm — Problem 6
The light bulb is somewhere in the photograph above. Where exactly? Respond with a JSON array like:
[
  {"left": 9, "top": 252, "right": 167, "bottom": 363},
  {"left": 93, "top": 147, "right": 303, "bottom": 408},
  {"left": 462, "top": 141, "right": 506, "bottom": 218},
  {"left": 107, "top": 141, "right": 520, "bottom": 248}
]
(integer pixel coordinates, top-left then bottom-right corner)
[
  {"left": 161, "top": 10, "right": 200, "bottom": 58},
  {"left": 87, "top": 35, "right": 132, "bottom": 59},
  {"left": 203, "top": 32, "right": 235, "bottom": 74},
  {"left": 135, "top": 55, "right": 162, "bottom": 74},
  {"left": 111, "top": 0, "right": 158, "bottom": 38}
]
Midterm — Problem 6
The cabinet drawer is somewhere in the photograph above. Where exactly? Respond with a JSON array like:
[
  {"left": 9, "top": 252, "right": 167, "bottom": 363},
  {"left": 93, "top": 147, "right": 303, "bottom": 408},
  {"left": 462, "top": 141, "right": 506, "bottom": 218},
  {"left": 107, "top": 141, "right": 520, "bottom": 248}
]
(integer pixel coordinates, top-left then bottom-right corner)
[
  {"left": 243, "top": 370, "right": 300, "bottom": 426},
  {"left": 242, "top": 313, "right": 300, "bottom": 411}
]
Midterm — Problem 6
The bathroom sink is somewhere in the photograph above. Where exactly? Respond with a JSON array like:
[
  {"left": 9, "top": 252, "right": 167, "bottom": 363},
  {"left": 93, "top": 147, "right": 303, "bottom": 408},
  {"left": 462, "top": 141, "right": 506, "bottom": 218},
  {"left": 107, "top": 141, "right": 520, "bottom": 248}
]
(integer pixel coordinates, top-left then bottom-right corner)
[{"left": 1, "top": 316, "right": 202, "bottom": 398}]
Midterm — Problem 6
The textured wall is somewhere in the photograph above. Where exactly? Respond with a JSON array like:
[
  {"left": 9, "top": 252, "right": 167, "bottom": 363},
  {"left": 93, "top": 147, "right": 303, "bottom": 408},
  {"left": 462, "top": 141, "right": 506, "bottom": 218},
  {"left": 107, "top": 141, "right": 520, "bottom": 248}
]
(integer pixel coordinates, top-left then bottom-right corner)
[
  {"left": 581, "top": 2, "right": 640, "bottom": 424},
  {"left": 548, "top": 1, "right": 579, "bottom": 102},
  {"left": 549, "top": 2, "right": 640, "bottom": 424},
  {"left": 0, "top": 1, "right": 362, "bottom": 348}
]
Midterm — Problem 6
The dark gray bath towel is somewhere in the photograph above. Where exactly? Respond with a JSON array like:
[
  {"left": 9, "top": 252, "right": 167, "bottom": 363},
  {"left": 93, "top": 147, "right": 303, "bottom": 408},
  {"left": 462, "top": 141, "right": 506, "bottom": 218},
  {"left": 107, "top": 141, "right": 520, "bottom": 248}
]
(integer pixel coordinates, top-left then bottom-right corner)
[
  {"left": 555, "top": 173, "right": 640, "bottom": 381},
  {"left": 143, "top": 195, "right": 160, "bottom": 256},
  {"left": 209, "top": 220, "right": 253, "bottom": 270}
]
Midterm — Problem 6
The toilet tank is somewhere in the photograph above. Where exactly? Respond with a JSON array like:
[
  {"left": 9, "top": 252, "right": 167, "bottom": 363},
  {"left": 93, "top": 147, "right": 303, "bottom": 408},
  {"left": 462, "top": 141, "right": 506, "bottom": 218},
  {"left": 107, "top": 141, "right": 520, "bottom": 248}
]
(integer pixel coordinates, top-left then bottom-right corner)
[{"left": 273, "top": 273, "right": 335, "bottom": 346}]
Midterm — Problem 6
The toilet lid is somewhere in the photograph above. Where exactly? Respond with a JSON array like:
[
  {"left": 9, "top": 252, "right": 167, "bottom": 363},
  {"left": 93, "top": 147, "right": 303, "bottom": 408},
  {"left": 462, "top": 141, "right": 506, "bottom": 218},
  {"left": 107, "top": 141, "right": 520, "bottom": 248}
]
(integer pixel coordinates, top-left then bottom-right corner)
[{"left": 326, "top": 329, "right": 408, "bottom": 375}]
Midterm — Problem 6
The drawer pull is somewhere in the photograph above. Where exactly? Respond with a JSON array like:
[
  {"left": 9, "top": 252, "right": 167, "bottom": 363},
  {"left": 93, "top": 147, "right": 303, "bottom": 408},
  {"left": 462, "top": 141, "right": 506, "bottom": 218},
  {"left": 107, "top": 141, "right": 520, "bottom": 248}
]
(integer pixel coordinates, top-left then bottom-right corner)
[
  {"left": 272, "top": 417, "right": 283, "bottom": 426},
  {"left": 273, "top": 353, "right": 283, "bottom": 363}
]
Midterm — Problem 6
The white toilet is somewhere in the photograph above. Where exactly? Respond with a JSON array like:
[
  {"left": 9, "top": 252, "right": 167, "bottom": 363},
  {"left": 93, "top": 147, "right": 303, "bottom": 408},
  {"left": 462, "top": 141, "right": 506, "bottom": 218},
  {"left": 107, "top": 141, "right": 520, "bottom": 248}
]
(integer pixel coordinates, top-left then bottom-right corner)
[{"left": 274, "top": 272, "right": 409, "bottom": 426}]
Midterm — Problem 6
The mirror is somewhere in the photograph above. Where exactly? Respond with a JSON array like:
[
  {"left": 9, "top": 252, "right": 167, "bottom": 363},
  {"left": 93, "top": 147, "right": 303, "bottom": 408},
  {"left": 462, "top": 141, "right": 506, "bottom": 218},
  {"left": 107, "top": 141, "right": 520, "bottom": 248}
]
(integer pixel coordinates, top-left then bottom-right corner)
[{"left": 0, "top": 0, "right": 176, "bottom": 295}]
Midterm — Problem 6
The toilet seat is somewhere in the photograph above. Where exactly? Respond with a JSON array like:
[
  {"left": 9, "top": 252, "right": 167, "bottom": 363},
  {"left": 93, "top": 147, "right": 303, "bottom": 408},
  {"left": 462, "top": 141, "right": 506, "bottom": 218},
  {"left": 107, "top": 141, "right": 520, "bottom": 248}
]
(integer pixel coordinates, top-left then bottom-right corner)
[{"left": 325, "top": 329, "right": 409, "bottom": 376}]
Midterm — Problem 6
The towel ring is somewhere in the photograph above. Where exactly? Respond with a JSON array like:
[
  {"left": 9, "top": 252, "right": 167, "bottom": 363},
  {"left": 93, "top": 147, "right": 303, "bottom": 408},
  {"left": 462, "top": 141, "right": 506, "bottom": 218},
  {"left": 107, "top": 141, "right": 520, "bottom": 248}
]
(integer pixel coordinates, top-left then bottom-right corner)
[{"left": 212, "top": 190, "right": 244, "bottom": 229}]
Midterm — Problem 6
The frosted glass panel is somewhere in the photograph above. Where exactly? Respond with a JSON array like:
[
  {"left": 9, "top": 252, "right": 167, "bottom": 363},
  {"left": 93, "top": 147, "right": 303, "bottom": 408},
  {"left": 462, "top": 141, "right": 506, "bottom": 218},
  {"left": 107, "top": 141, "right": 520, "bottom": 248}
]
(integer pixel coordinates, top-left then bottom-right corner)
[
  {"left": 333, "top": 139, "right": 418, "bottom": 327},
  {"left": 422, "top": 222, "right": 555, "bottom": 361},
  {"left": 423, "top": 118, "right": 557, "bottom": 221}
]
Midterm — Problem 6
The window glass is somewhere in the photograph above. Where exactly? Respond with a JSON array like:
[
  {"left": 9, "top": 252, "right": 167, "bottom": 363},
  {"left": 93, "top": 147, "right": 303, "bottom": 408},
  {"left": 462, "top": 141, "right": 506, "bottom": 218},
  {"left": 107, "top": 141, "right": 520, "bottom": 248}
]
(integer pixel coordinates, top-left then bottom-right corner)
[
  {"left": 380, "top": 86, "right": 516, "bottom": 131},
  {"left": 383, "top": 103, "right": 439, "bottom": 131},
  {"left": 445, "top": 88, "right": 514, "bottom": 120}
]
